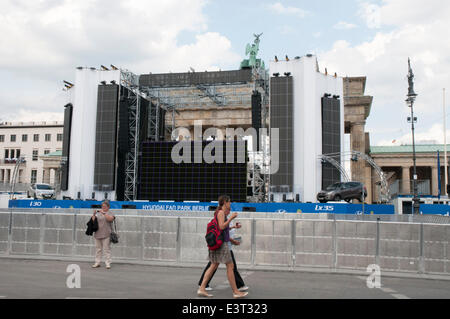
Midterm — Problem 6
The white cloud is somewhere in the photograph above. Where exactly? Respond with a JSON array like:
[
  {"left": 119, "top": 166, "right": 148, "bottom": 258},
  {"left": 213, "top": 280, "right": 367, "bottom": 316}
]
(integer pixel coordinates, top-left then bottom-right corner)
[
  {"left": 3, "top": 110, "right": 64, "bottom": 124},
  {"left": 358, "top": 2, "right": 381, "bottom": 29},
  {"left": 0, "top": 0, "right": 241, "bottom": 122},
  {"left": 268, "top": 2, "right": 309, "bottom": 18},
  {"left": 358, "top": 0, "right": 449, "bottom": 29},
  {"left": 0, "top": 0, "right": 210, "bottom": 77},
  {"left": 369, "top": 0, "right": 448, "bottom": 27},
  {"left": 333, "top": 21, "right": 358, "bottom": 30},
  {"left": 377, "top": 123, "right": 449, "bottom": 146},
  {"left": 319, "top": 0, "right": 450, "bottom": 145},
  {"left": 130, "top": 32, "right": 241, "bottom": 73}
]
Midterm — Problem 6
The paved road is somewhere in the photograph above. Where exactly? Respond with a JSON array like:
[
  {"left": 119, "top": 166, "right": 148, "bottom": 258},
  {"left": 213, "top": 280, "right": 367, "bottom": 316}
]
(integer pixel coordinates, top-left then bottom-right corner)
[{"left": 0, "top": 258, "right": 449, "bottom": 299}]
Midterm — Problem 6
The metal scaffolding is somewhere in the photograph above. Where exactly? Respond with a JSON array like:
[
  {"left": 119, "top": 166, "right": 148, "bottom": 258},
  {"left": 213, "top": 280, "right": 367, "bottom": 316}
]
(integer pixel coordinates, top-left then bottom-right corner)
[
  {"left": 249, "top": 65, "right": 270, "bottom": 202},
  {"left": 120, "top": 69, "right": 143, "bottom": 201},
  {"left": 120, "top": 67, "right": 270, "bottom": 202},
  {"left": 141, "top": 84, "right": 253, "bottom": 108}
]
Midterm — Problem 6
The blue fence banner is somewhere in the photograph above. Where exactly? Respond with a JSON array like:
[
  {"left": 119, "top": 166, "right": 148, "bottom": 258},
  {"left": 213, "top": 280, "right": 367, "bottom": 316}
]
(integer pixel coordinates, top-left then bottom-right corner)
[
  {"left": 419, "top": 204, "right": 450, "bottom": 216},
  {"left": 9, "top": 199, "right": 395, "bottom": 214}
]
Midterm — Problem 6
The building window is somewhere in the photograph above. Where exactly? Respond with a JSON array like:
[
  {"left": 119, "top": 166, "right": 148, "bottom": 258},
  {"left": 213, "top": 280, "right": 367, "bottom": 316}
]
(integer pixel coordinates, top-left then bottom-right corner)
[
  {"left": 3, "top": 149, "right": 21, "bottom": 160},
  {"left": 31, "top": 170, "right": 37, "bottom": 184},
  {"left": 45, "top": 134, "right": 51, "bottom": 142},
  {"left": 33, "top": 134, "right": 39, "bottom": 142},
  {"left": 44, "top": 149, "right": 50, "bottom": 155},
  {"left": 22, "top": 134, "right": 28, "bottom": 142},
  {"left": 10, "top": 135, "right": 16, "bottom": 142},
  {"left": 32, "top": 149, "right": 38, "bottom": 161},
  {"left": 57, "top": 133, "right": 63, "bottom": 142},
  {"left": 0, "top": 135, "right": 4, "bottom": 142}
]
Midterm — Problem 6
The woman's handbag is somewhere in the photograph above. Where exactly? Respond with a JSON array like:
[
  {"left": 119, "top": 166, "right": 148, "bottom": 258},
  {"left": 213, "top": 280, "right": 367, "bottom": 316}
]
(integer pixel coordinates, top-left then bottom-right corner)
[{"left": 110, "top": 219, "right": 119, "bottom": 244}]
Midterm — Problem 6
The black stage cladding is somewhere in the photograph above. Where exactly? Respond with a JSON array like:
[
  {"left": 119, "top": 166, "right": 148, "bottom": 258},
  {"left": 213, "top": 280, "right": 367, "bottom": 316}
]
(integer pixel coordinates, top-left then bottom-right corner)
[
  {"left": 115, "top": 88, "right": 131, "bottom": 201},
  {"left": 251, "top": 90, "right": 262, "bottom": 150},
  {"left": 61, "top": 103, "right": 73, "bottom": 191},
  {"left": 321, "top": 96, "right": 341, "bottom": 188},
  {"left": 270, "top": 76, "right": 293, "bottom": 191},
  {"left": 138, "top": 140, "right": 247, "bottom": 202},
  {"left": 94, "top": 84, "right": 119, "bottom": 191},
  {"left": 139, "top": 69, "right": 252, "bottom": 87}
]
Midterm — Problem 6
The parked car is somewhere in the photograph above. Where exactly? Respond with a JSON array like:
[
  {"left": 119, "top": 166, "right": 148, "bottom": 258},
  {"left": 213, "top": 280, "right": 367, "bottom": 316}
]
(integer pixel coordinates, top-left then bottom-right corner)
[
  {"left": 27, "top": 183, "right": 55, "bottom": 199},
  {"left": 317, "top": 182, "right": 367, "bottom": 203}
]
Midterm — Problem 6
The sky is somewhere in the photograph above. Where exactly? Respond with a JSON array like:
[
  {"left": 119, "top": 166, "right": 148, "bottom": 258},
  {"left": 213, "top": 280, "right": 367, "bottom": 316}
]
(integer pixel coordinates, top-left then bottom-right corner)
[{"left": 1, "top": 0, "right": 449, "bottom": 147}]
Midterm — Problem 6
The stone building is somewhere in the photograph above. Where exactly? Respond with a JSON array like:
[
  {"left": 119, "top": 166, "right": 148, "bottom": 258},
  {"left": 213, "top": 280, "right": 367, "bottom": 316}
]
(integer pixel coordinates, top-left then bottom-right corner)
[
  {"left": 370, "top": 144, "right": 449, "bottom": 202},
  {"left": 343, "top": 76, "right": 373, "bottom": 202},
  {"left": 0, "top": 121, "right": 63, "bottom": 190},
  {"left": 162, "top": 82, "right": 257, "bottom": 140}
]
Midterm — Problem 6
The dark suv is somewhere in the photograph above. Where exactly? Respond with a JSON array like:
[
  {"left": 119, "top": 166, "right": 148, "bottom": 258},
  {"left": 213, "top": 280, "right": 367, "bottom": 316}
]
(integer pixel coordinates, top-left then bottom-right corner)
[{"left": 317, "top": 182, "right": 367, "bottom": 203}]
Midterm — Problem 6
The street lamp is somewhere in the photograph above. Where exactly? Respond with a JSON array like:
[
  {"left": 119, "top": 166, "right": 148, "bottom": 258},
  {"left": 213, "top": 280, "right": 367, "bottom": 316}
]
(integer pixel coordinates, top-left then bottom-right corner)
[{"left": 406, "top": 58, "right": 420, "bottom": 214}]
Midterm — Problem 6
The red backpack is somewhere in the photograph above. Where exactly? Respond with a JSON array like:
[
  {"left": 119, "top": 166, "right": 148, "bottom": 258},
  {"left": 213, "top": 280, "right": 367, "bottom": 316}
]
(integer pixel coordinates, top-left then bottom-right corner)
[{"left": 205, "top": 210, "right": 224, "bottom": 251}]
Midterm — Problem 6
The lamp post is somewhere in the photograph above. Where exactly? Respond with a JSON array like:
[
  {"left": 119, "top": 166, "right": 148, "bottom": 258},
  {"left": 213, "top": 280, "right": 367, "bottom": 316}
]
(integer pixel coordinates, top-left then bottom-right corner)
[
  {"left": 444, "top": 88, "right": 448, "bottom": 197},
  {"left": 406, "top": 58, "right": 420, "bottom": 214}
]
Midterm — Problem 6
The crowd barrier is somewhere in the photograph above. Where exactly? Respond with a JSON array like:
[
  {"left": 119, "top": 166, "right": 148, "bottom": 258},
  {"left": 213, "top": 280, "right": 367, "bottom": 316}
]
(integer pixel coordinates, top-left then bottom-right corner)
[{"left": 0, "top": 210, "right": 449, "bottom": 276}]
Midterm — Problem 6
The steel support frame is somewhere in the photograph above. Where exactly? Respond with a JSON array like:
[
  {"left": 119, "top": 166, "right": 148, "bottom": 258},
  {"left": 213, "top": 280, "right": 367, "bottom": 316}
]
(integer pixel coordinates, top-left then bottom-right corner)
[
  {"left": 120, "top": 69, "right": 141, "bottom": 201},
  {"left": 121, "top": 69, "right": 178, "bottom": 200},
  {"left": 321, "top": 150, "right": 391, "bottom": 203},
  {"left": 121, "top": 68, "right": 269, "bottom": 202},
  {"left": 250, "top": 65, "right": 270, "bottom": 202},
  {"left": 318, "top": 154, "right": 352, "bottom": 183}
]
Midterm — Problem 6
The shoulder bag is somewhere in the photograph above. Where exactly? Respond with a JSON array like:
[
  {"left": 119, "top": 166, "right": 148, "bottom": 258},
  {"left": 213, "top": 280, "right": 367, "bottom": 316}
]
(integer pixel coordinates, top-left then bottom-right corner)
[{"left": 110, "top": 218, "right": 119, "bottom": 244}]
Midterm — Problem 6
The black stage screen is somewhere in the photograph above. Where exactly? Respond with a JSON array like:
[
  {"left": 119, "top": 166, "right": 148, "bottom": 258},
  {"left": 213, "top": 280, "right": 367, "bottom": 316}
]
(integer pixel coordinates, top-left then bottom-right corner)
[
  {"left": 321, "top": 96, "right": 341, "bottom": 188},
  {"left": 138, "top": 141, "right": 247, "bottom": 202},
  {"left": 251, "top": 90, "right": 262, "bottom": 150},
  {"left": 61, "top": 103, "right": 73, "bottom": 191},
  {"left": 94, "top": 84, "right": 119, "bottom": 191},
  {"left": 270, "top": 76, "right": 294, "bottom": 191}
]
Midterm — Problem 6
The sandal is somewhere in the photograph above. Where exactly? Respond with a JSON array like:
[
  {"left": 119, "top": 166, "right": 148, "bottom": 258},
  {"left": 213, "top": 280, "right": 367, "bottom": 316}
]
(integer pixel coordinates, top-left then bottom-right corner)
[
  {"left": 233, "top": 292, "right": 248, "bottom": 298},
  {"left": 197, "top": 290, "right": 213, "bottom": 298}
]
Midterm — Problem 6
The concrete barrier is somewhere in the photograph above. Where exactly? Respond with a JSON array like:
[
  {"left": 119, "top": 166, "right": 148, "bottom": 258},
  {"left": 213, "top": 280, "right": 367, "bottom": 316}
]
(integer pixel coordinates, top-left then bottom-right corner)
[
  {"left": 0, "top": 212, "right": 10, "bottom": 253},
  {"left": 335, "top": 221, "right": 377, "bottom": 270},
  {"left": 378, "top": 222, "right": 421, "bottom": 273},
  {"left": 254, "top": 219, "right": 292, "bottom": 266},
  {"left": 423, "top": 224, "right": 450, "bottom": 274},
  {"left": 1, "top": 210, "right": 449, "bottom": 276},
  {"left": 295, "top": 220, "right": 334, "bottom": 268}
]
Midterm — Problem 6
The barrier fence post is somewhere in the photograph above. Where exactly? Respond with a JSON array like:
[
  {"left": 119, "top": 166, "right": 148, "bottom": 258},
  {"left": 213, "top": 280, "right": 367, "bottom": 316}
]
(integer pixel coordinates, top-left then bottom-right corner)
[
  {"left": 39, "top": 213, "right": 46, "bottom": 256},
  {"left": 375, "top": 218, "right": 380, "bottom": 266},
  {"left": 141, "top": 217, "right": 145, "bottom": 261},
  {"left": 332, "top": 217, "right": 337, "bottom": 270},
  {"left": 291, "top": 219, "right": 296, "bottom": 268},
  {"left": 72, "top": 213, "right": 77, "bottom": 256},
  {"left": 251, "top": 218, "right": 256, "bottom": 266},
  {"left": 7, "top": 208, "right": 13, "bottom": 255},
  {"left": 176, "top": 217, "right": 181, "bottom": 263},
  {"left": 445, "top": 234, "right": 448, "bottom": 274},
  {"left": 419, "top": 223, "right": 424, "bottom": 274}
]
